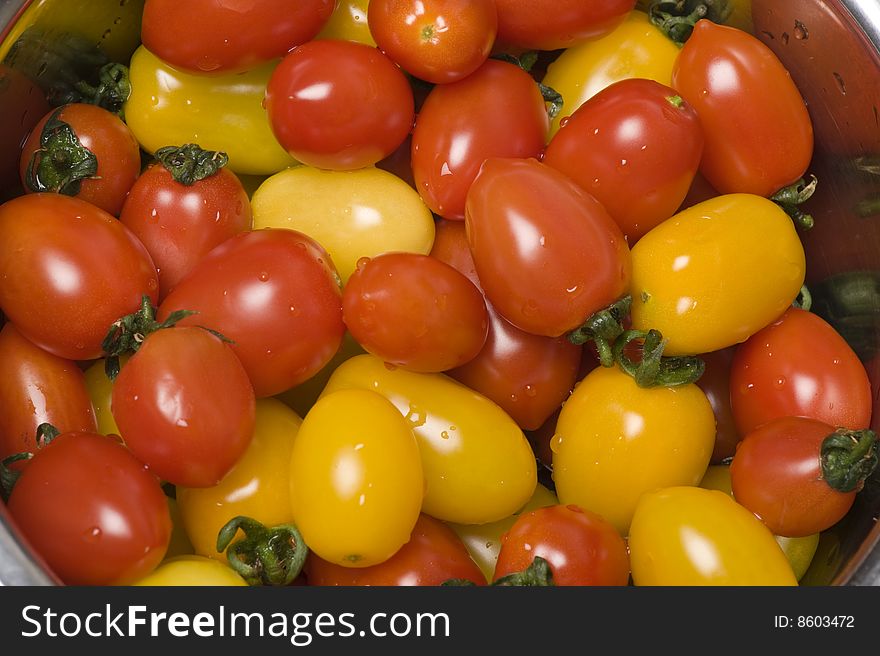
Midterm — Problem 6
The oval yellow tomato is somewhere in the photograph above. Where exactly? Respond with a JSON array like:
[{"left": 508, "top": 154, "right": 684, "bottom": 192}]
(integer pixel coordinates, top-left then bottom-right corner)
[
  {"left": 321, "top": 354, "right": 537, "bottom": 524},
  {"left": 133, "top": 555, "right": 247, "bottom": 586},
  {"left": 630, "top": 194, "right": 806, "bottom": 355},
  {"left": 542, "top": 11, "right": 679, "bottom": 136},
  {"left": 629, "top": 486, "right": 798, "bottom": 585},
  {"left": 177, "top": 398, "right": 302, "bottom": 561},
  {"left": 251, "top": 165, "right": 435, "bottom": 284},
  {"left": 290, "top": 388, "right": 423, "bottom": 567},
  {"left": 125, "top": 46, "right": 298, "bottom": 175},
  {"left": 552, "top": 365, "right": 715, "bottom": 535}
]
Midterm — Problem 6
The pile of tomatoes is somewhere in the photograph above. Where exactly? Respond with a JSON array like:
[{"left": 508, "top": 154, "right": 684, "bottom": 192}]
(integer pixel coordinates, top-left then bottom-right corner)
[{"left": 0, "top": 0, "right": 877, "bottom": 587}]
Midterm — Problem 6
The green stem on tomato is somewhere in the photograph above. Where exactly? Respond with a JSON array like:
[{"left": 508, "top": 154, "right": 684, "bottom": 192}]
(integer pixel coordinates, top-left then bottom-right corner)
[
  {"left": 567, "top": 296, "right": 632, "bottom": 367},
  {"left": 821, "top": 428, "right": 879, "bottom": 493},
  {"left": 647, "top": 1, "right": 733, "bottom": 45},
  {"left": 492, "top": 556, "right": 555, "bottom": 586},
  {"left": 69, "top": 62, "right": 131, "bottom": 117},
  {"left": 216, "top": 516, "right": 308, "bottom": 587},
  {"left": 24, "top": 107, "right": 97, "bottom": 196},
  {"left": 770, "top": 175, "right": 818, "bottom": 230},
  {"left": 793, "top": 285, "right": 812, "bottom": 312},
  {"left": 613, "top": 328, "right": 705, "bottom": 387},
  {"left": 154, "top": 143, "right": 229, "bottom": 186}
]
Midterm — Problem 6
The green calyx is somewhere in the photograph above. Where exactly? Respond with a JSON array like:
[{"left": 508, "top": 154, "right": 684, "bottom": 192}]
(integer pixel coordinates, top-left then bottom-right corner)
[
  {"left": 154, "top": 144, "right": 229, "bottom": 186},
  {"left": 24, "top": 107, "right": 97, "bottom": 196},
  {"left": 647, "top": 0, "right": 733, "bottom": 44},
  {"left": 69, "top": 62, "right": 131, "bottom": 117},
  {"left": 216, "top": 516, "right": 309, "bottom": 587},
  {"left": 0, "top": 423, "right": 61, "bottom": 502},
  {"left": 821, "top": 429, "right": 879, "bottom": 493},
  {"left": 567, "top": 296, "right": 633, "bottom": 367},
  {"left": 613, "top": 328, "right": 705, "bottom": 387},
  {"left": 771, "top": 175, "right": 818, "bottom": 230},
  {"left": 442, "top": 556, "right": 555, "bottom": 587}
]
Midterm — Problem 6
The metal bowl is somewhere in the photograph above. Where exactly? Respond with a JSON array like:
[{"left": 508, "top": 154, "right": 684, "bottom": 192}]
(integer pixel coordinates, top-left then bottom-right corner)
[{"left": 1, "top": 0, "right": 879, "bottom": 586}]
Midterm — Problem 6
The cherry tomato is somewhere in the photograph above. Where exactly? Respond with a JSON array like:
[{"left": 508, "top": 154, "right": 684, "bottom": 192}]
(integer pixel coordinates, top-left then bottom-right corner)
[
  {"left": 289, "top": 388, "right": 424, "bottom": 568},
  {"left": 730, "top": 416, "right": 877, "bottom": 537},
  {"left": 493, "top": 0, "right": 635, "bottom": 50},
  {"left": 465, "top": 157, "right": 631, "bottom": 338},
  {"left": 730, "top": 307, "right": 872, "bottom": 437},
  {"left": 494, "top": 504, "right": 630, "bottom": 586},
  {"left": 552, "top": 365, "right": 715, "bottom": 535},
  {"left": 431, "top": 218, "right": 582, "bottom": 430},
  {"left": 158, "top": 229, "right": 345, "bottom": 398},
  {"left": 133, "top": 555, "right": 247, "bottom": 586},
  {"left": 119, "top": 150, "right": 253, "bottom": 301},
  {"left": 411, "top": 59, "right": 549, "bottom": 220},
  {"left": 7, "top": 431, "right": 172, "bottom": 586},
  {"left": 141, "top": 0, "right": 335, "bottom": 73},
  {"left": 0, "top": 323, "right": 97, "bottom": 464},
  {"left": 343, "top": 252, "right": 488, "bottom": 372},
  {"left": 111, "top": 326, "right": 256, "bottom": 488},
  {"left": 629, "top": 486, "right": 797, "bottom": 585},
  {"left": 671, "top": 19, "right": 814, "bottom": 197},
  {"left": 19, "top": 103, "right": 140, "bottom": 217},
  {"left": 0, "top": 193, "right": 158, "bottom": 360},
  {"left": 265, "top": 39, "right": 414, "bottom": 171},
  {"left": 696, "top": 347, "right": 743, "bottom": 463},
  {"left": 368, "top": 0, "right": 497, "bottom": 84},
  {"left": 630, "top": 193, "right": 805, "bottom": 355},
  {"left": 544, "top": 78, "right": 703, "bottom": 243},
  {"left": 306, "top": 514, "right": 484, "bottom": 586}
]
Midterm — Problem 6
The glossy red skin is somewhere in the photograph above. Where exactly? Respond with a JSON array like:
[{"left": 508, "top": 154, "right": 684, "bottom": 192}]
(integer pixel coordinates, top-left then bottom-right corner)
[
  {"left": 730, "top": 417, "right": 857, "bottom": 537},
  {"left": 158, "top": 229, "right": 345, "bottom": 398},
  {"left": 493, "top": 0, "right": 634, "bottom": 50},
  {"left": 7, "top": 431, "right": 171, "bottom": 586},
  {"left": 265, "top": 39, "right": 414, "bottom": 171},
  {"left": 544, "top": 78, "right": 704, "bottom": 244},
  {"left": 0, "top": 323, "right": 97, "bottom": 465},
  {"left": 672, "top": 19, "right": 814, "bottom": 198},
  {"left": 19, "top": 103, "right": 140, "bottom": 217},
  {"left": 305, "top": 514, "right": 485, "bottom": 586},
  {"left": 111, "top": 327, "right": 255, "bottom": 488},
  {"left": 730, "top": 307, "right": 872, "bottom": 437},
  {"left": 431, "top": 219, "right": 582, "bottom": 430},
  {"left": 411, "top": 59, "right": 549, "bottom": 220},
  {"left": 368, "top": 0, "right": 497, "bottom": 84},
  {"left": 494, "top": 504, "right": 630, "bottom": 586},
  {"left": 465, "top": 157, "right": 631, "bottom": 338},
  {"left": 141, "top": 0, "right": 334, "bottom": 73},
  {"left": 696, "top": 347, "right": 742, "bottom": 463},
  {"left": 343, "top": 252, "right": 488, "bottom": 372},
  {"left": 119, "top": 163, "right": 253, "bottom": 301},
  {"left": 0, "top": 193, "right": 159, "bottom": 360}
]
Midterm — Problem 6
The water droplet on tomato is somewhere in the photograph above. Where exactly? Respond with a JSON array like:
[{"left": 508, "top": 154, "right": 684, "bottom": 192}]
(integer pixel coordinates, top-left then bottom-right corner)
[
  {"left": 355, "top": 256, "right": 371, "bottom": 271},
  {"left": 258, "top": 272, "right": 269, "bottom": 282},
  {"left": 440, "top": 431, "right": 449, "bottom": 440},
  {"left": 525, "top": 385, "right": 537, "bottom": 397},
  {"left": 84, "top": 526, "right": 102, "bottom": 541},
  {"left": 176, "top": 418, "right": 189, "bottom": 428},
  {"left": 774, "top": 376, "right": 786, "bottom": 388},
  {"left": 550, "top": 434, "right": 563, "bottom": 453},
  {"left": 559, "top": 117, "right": 570, "bottom": 128}
]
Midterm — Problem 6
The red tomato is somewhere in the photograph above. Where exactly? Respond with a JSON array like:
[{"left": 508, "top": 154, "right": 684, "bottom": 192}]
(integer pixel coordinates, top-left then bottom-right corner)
[
  {"left": 19, "top": 104, "right": 140, "bottom": 216},
  {"left": 543, "top": 78, "right": 704, "bottom": 243},
  {"left": 671, "top": 19, "right": 814, "bottom": 197},
  {"left": 431, "top": 219, "right": 582, "bottom": 430},
  {"left": 0, "top": 193, "right": 158, "bottom": 360},
  {"left": 368, "top": 0, "right": 497, "bottom": 84},
  {"left": 411, "top": 59, "right": 549, "bottom": 220},
  {"left": 305, "top": 514, "right": 485, "bottom": 586},
  {"left": 730, "top": 307, "right": 872, "bottom": 437},
  {"left": 494, "top": 504, "right": 630, "bottom": 586},
  {"left": 119, "top": 154, "right": 253, "bottom": 301},
  {"left": 141, "top": 0, "right": 335, "bottom": 73},
  {"left": 7, "top": 431, "right": 171, "bottom": 585},
  {"left": 0, "top": 323, "right": 96, "bottom": 464},
  {"left": 730, "top": 417, "right": 876, "bottom": 537},
  {"left": 465, "top": 157, "right": 631, "bottom": 338},
  {"left": 696, "top": 347, "right": 743, "bottom": 463},
  {"left": 158, "top": 229, "right": 345, "bottom": 398},
  {"left": 493, "top": 0, "right": 635, "bottom": 50},
  {"left": 343, "top": 252, "right": 488, "bottom": 372},
  {"left": 111, "top": 326, "right": 256, "bottom": 488},
  {"left": 265, "top": 39, "right": 414, "bottom": 171}
]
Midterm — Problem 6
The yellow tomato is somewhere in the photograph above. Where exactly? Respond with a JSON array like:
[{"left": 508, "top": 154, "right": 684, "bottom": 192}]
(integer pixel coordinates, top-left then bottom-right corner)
[
  {"left": 124, "top": 46, "right": 298, "bottom": 176},
  {"left": 700, "top": 464, "right": 820, "bottom": 580},
  {"left": 629, "top": 486, "right": 798, "bottom": 585},
  {"left": 630, "top": 194, "right": 806, "bottom": 355},
  {"left": 552, "top": 365, "right": 715, "bottom": 535},
  {"left": 133, "top": 555, "right": 247, "bottom": 586},
  {"left": 542, "top": 11, "right": 679, "bottom": 136},
  {"left": 251, "top": 165, "right": 435, "bottom": 284},
  {"left": 316, "top": 0, "right": 375, "bottom": 45},
  {"left": 176, "top": 398, "right": 302, "bottom": 561},
  {"left": 289, "top": 388, "right": 423, "bottom": 567},
  {"left": 83, "top": 356, "right": 128, "bottom": 436},
  {"left": 447, "top": 483, "right": 558, "bottom": 582},
  {"left": 321, "top": 354, "right": 537, "bottom": 525}
]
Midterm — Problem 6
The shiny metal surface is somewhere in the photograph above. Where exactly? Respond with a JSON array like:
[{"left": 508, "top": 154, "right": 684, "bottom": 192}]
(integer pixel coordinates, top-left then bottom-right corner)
[{"left": 0, "top": 0, "right": 879, "bottom": 585}]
